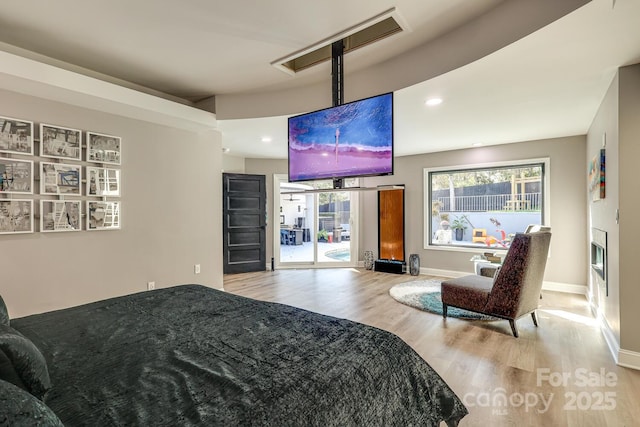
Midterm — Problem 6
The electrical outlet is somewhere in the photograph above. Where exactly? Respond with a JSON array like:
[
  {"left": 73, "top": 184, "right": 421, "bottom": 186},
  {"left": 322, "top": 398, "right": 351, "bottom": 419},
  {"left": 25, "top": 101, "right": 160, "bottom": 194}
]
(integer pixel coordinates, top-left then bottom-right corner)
[
  {"left": 147, "top": 281, "right": 155, "bottom": 291},
  {"left": 194, "top": 264, "right": 201, "bottom": 274}
]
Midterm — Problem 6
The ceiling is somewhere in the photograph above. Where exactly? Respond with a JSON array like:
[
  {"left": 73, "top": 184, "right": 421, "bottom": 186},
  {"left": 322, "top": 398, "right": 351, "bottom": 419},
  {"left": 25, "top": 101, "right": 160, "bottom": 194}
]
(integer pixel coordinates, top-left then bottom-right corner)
[{"left": 1, "top": 0, "right": 639, "bottom": 159}]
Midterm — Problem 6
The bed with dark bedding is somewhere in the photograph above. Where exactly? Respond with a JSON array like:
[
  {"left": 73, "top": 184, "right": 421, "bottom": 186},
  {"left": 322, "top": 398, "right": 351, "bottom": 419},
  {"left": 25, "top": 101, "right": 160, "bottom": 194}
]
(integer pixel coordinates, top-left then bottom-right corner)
[{"left": 2, "top": 285, "right": 467, "bottom": 426}]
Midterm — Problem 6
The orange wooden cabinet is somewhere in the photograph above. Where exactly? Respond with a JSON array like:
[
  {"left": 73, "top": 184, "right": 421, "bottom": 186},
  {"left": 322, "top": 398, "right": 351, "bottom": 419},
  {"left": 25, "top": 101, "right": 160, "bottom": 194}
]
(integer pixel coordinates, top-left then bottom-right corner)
[{"left": 378, "top": 188, "right": 405, "bottom": 262}]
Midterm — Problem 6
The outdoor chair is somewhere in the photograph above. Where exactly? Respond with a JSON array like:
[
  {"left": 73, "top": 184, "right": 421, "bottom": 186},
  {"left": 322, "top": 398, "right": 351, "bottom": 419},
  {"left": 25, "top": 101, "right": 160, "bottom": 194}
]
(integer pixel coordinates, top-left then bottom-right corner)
[
  {"left": 471, "top": 228, "right": 487, "bottom": 243},
  {"left": 440, "top": 231, "right": 551, "bottom": 337},
  {"left": 474, "top": 225, "right": 551, "bottom": 279},
  {"left": 340, "top": 223, "right": 351, "bottom": 240},
  {"left": 524, "top": 224, "right": 551, "bottom": 233}
]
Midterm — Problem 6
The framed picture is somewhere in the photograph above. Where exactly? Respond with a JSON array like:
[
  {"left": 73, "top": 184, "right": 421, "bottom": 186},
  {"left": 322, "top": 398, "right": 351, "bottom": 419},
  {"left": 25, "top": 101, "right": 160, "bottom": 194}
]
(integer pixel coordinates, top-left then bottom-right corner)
[
  {"left": 40, "top": 123, "right": 82, "bottom": 161},
  {"left": 588, "top": 148, "right": 606, "bottom": 201},
  {"left": 0, "top": 199, "right": 33, "bottom": 234},
  {"left": 40, "top": 200, "right": 82, "bottom": 232},
  {"left": 86, "top": 167, "right": 121, "bottom": 196},
  {"left": 87, "top": 132, "right": 121, "bottom": 165},
  {"left": 87, "top": 201, "right": 120, "bottom": 230},
  {"left": 40, "top": 162, "right": 81, "bottom": 195},
  {"left": 0, "top": 158, "right": 33, "bottom": 194},
  {"left": 0, "top": 116, "right": 34, "bottom": 155}
]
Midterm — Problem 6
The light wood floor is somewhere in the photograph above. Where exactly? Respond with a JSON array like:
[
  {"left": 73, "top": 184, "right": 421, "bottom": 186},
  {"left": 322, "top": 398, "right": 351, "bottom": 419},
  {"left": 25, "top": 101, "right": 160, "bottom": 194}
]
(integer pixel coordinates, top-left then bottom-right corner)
[{"left": 224, "top": 268, "right": 640, "bottom": 427}]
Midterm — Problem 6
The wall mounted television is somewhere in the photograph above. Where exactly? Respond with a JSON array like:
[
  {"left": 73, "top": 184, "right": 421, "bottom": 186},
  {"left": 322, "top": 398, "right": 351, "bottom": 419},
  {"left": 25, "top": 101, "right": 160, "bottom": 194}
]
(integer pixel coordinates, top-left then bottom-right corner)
[{"left": 288, "top": 92, "right": 393, "bottom": 185}]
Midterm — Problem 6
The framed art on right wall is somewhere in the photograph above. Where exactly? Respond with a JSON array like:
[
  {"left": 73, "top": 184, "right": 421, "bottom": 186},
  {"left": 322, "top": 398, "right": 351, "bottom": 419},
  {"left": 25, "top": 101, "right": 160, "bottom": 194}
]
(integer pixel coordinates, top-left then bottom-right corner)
[{"left": 588, "top": 148, "right": 605, "bottom": 201}]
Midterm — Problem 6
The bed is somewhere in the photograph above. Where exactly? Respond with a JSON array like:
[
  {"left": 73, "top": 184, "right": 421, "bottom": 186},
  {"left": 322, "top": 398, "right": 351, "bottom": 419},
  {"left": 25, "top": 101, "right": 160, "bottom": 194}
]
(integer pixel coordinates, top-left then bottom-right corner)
[{"left": 1, "top": 284, "right": 467, "bottom": 426}]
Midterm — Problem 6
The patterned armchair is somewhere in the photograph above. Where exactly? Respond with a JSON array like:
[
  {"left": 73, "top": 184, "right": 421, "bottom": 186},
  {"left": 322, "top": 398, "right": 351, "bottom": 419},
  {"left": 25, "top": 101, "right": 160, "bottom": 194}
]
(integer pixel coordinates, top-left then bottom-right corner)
[{"left": 440, "top": 231, "right": 551, "bottom": 337}]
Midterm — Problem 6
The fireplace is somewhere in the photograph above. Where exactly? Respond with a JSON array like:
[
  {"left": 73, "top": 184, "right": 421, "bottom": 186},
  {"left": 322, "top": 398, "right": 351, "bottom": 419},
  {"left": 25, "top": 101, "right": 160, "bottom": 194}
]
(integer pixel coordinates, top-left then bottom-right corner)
[{"left": 591, "top": 228, "right": 607, "bottom": 296}]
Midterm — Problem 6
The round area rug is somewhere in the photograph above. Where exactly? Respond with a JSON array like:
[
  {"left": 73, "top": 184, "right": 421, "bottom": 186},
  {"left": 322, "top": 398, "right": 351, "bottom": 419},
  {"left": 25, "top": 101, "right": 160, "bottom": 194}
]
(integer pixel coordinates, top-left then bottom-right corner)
[{"left": 389, "top": 280, "right": 497, "bottom": 321}]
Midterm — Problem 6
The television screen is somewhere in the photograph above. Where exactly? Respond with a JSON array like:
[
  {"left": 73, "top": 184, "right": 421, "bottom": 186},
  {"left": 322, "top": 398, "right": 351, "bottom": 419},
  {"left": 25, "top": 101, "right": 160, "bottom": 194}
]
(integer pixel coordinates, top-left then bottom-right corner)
[{"left": 288, "top": 92, "right": 393, "bottom": 183}]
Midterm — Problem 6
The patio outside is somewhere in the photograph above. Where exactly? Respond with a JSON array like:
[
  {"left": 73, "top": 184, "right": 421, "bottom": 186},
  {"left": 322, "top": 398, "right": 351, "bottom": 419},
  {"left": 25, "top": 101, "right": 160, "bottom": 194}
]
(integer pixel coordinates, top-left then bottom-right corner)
[
  {"left": 430, "top": 164, "right": 544, "bottom": 250},
  {"left": 280, "top": 239, "right": 352, "bottom": 263}
]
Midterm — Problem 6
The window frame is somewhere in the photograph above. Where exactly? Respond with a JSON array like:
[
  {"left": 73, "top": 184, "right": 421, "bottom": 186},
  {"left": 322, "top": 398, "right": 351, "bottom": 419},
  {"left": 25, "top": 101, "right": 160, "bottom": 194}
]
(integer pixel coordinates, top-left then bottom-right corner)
[{"left": 423, "top": 157, "right": 550, "bottom": 252}]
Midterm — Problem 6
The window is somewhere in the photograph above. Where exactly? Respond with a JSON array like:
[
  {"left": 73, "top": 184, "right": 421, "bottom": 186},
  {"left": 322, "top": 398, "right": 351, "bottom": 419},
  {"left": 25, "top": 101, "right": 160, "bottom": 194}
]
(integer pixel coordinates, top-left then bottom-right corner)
[
  {"left": 275, "top": 175, "right": 359, "bottom": 268},
  {"left": 424, "top": 159, "right": 549, "bottom": 250}
]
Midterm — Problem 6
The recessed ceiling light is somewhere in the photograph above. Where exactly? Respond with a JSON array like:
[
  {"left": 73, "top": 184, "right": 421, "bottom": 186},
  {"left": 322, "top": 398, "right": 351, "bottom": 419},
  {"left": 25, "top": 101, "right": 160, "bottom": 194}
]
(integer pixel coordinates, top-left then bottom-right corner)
[
  {"left": 472, "top": 142, "right": 483, "bottom": 147},
  {"left": 222, "top": 147, "right": 230, "bottom": 153},
  {"left": 425, "top": 98, "right": 443, "bottom": 106},
  {"left": 261, "top": 136, "right": 272, "bottom": 143}
]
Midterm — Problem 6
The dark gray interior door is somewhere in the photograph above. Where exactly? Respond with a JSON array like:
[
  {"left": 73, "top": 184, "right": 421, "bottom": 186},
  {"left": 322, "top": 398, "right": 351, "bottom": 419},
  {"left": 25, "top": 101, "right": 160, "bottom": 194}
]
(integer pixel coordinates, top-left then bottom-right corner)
[{"left": 223, "top": 173, "right": 266, "bottom": 274}]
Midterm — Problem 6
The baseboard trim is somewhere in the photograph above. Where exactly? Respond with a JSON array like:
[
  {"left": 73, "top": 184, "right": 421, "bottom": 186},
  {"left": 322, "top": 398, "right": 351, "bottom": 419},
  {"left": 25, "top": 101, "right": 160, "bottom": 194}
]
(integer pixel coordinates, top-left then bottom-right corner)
[
  {"left": 412, "top": 267, "right": 639, "bottom": 371},
  {"left": 598, "top": 311, "right": 621, "bottom": 366},
  {"left": 541, "top": 281, "right": 588, "bottom": 296},
  {"left": 587, "top": 298, "right": 640, "bottom": 371},
  {"left": 618, "top": 349, "right": 640, "bottom": 371},
  {"left": 422, "top": 269, "right": 588, "bottom": 296}
]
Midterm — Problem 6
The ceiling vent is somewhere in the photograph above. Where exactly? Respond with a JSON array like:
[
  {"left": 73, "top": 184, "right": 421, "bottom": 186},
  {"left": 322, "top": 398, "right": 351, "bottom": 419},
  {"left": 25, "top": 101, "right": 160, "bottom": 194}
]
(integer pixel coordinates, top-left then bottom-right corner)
[{"left": 272, "top": 8, "right": 408, "bottom": 75}]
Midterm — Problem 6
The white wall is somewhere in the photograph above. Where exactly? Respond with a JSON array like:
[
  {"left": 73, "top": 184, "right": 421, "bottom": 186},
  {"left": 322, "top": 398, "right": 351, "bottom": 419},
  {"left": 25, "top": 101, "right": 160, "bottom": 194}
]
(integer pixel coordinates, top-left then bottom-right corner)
[
  {"left": 587, "top": 73, "right": 620, "bottom": 343},
  {"left": 222, "top": 154, "right": 245, "bottom": 173},
  {"left": 0, "top": 88, "right": 223, "bottom": 318},
  {"left": 244, "top": 158, "right": 287, "bottom": 264},
  {"left": 586, "top": 62, "right": 640, "bottom": 364},
  {"left": 618, "top": 64, "right": 640, "bottom": 355}
]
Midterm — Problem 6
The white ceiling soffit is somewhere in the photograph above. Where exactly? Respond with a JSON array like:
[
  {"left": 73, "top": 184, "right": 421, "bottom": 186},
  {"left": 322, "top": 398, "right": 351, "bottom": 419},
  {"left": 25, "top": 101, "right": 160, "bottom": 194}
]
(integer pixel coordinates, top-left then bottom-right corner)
[
  {"left": 218, "top": 0, "right": 640, "bottom": 159},
  {"left": 0, "top": 49, "right": 216, "bottom": 132},
  {"left": 214, "top": 0, "right": 590, "bottom": 120}
]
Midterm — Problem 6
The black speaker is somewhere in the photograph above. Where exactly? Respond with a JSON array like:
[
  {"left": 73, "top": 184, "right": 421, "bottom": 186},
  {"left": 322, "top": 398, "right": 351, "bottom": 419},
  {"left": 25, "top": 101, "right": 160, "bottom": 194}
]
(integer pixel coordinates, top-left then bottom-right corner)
[{"left": 374, "top": 259, "right": 406, "bottom": 274}]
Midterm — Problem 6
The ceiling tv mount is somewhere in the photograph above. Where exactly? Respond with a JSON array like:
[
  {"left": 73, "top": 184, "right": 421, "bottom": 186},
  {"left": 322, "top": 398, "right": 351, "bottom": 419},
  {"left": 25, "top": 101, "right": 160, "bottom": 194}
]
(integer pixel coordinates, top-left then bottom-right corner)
[{"left": 287, "top": 40, "right": 394, "bottom": 189}]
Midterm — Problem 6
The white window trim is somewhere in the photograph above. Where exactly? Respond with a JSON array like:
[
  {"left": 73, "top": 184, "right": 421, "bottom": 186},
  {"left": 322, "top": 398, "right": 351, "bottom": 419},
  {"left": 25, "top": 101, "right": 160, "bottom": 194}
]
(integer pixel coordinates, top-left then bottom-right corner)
[
  {"left": 423, "top": 157, "right": 551, "bottom": 252},
  {"left": 274, "top": 174, "right": 360, "bottom": 269}
]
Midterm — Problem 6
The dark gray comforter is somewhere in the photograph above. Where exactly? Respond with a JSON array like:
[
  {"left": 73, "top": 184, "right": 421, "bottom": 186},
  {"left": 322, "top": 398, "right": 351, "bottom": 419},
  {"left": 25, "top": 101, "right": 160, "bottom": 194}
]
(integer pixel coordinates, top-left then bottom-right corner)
[{"left": 12, "top": 285, "right": 467, "bottom": 426}]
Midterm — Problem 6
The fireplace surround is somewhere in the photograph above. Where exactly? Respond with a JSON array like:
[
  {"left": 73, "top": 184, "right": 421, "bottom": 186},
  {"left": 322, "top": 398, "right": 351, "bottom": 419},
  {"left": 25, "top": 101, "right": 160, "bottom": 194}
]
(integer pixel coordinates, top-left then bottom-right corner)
[{"left": 591, "top": 228, "right": 607, "bottom": 296}]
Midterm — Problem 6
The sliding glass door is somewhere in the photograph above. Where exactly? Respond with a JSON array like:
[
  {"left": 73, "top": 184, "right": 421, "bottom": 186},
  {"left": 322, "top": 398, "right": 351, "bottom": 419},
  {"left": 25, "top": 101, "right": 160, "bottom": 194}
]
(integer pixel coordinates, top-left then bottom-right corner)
[{"left": 275, "top": 175, "right": 357, "bottom": 268}]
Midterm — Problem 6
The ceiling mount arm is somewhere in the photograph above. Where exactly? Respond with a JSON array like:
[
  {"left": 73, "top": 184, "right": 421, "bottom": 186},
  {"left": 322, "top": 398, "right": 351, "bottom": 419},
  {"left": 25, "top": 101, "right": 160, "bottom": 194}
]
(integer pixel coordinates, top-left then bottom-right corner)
[{"left": 332, "top": 40, "right": 344, "bottom": 107}]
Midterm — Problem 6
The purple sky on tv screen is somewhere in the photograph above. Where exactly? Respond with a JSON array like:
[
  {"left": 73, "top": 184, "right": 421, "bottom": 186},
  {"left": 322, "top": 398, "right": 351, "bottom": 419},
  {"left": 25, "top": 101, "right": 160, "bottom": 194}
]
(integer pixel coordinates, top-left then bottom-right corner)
[{"left": 288, "top": 93, "right": 393, "bottom": 182}]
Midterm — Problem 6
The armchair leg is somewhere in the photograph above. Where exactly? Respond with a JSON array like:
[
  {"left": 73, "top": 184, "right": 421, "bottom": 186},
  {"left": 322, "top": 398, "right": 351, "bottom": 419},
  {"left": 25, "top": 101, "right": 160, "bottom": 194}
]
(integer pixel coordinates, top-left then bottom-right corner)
[
  {"left": 531, "top": 311, "right": 538, "bottom": 327},
  {"left": 443, "top": 304, "right": 448, "bottom": 318},
  {"left": 509, "top": 320, "right": 519, "bottom": 338}
]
